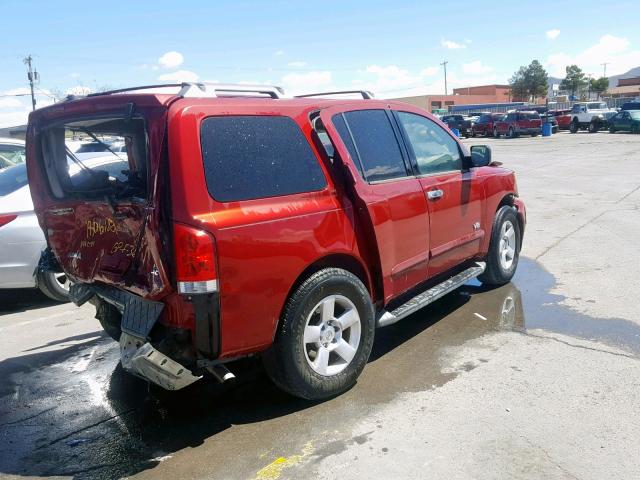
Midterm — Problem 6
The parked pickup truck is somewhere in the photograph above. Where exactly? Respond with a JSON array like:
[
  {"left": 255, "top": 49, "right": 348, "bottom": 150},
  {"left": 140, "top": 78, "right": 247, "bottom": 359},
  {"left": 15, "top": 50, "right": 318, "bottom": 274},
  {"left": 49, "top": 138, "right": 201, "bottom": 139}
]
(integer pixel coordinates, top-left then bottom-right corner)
[
  {"left": 441, "top": 114, "right": 472, "bottom": 137},
  {"left": 569, "top": 102, "right": 617, "bottom": 133},
  {"left": 26, "top": 84, "right": 525, "bottom": 400},
  {"left": 493, "top": 111, "right": 542, "bottom": 138}
]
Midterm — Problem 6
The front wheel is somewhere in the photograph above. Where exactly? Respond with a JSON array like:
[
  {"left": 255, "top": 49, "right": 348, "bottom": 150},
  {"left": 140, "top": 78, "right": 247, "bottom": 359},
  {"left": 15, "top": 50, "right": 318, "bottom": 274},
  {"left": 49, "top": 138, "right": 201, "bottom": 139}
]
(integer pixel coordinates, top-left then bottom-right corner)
[
  {"left": 632, "top": 124, "right": 640, "bottom": 134},
  {"left": 609, "top": 126, "right": 616, "bottom": 133},
  {"left": 569, "top": 120, "right": 579, "bottom": 134},
  {"left": 263, "top": 268, "right": 375, "bottom": 400},
  {"left": 493, "top": 128, "right": 500, "bottom": 138},
  {"left": 479, "top": 206, "right": 521, "bottom": 286},
  {"left": 37, "top": 270, "right": 71, "bottom": 302}
]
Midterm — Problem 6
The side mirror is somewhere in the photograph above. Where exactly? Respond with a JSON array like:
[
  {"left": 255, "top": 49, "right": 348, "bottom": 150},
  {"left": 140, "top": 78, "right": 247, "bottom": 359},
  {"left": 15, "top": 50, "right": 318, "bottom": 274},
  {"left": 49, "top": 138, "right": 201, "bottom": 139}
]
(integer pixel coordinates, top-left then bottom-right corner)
[{"left": 470, "top": 145, "right": 492, "bottom": 167}]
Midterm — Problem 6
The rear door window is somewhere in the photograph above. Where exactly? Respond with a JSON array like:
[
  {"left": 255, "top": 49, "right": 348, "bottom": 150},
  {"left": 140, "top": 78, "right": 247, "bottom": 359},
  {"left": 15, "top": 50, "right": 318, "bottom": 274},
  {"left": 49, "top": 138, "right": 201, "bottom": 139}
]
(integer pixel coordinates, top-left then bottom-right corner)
[
  {"left": 200, "top": 115, "right": 326, "bottom": 202},
  {"left": 396, "top": 111, "right": 462, "bottom": 175},
  {"left": 339, "top": 109, "right": 408, "bottom": 182}
]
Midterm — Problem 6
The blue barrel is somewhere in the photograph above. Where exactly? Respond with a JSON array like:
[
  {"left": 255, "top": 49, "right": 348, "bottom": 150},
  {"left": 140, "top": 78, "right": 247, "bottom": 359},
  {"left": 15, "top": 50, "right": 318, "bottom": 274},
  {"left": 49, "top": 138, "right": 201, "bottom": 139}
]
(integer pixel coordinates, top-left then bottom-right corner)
[
  {"left": 451, "top": 128, "right": 460, "bottom": 138},
  {"left": 542, "top": 123, "right": 552, "bottom": 137}
]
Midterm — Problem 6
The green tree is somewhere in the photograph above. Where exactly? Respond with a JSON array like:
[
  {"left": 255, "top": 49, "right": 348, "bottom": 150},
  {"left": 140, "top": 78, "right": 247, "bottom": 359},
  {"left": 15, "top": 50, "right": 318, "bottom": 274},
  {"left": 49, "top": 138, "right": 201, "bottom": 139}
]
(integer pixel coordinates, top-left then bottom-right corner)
[
  {"left": 509, "top": 60, "right": 549, "bottom": 102},
  {"left": 509, "top": 66, "right": 528, "bottom": 101},
  {"left": 589, "top": 77, "right": 609, "bottom": 99},
  {"left": 560, "top": 65, "right": 587, "bottom": 97}
]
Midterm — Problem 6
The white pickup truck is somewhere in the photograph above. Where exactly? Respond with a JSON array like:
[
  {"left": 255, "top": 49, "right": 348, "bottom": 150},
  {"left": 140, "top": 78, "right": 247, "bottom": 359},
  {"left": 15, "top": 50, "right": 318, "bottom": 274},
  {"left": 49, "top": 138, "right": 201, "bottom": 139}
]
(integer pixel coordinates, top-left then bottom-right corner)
[{"left": 569, "top": 102, "right": 618, "bottom": 133}]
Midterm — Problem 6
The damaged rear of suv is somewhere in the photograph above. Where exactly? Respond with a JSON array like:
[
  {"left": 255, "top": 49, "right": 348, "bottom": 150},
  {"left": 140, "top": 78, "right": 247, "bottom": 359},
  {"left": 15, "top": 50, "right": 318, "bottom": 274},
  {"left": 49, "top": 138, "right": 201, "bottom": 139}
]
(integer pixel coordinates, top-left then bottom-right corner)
[{"left": 27, "top": 83, "right": 525, "bottom": 399}]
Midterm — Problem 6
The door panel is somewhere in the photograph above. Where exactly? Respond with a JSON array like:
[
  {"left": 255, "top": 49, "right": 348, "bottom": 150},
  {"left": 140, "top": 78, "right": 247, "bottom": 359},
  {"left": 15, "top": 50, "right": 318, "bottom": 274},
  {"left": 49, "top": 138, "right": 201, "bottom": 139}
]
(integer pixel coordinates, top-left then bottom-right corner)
[
  {"left": 394, "top": 110, "right": 484, "bottom": 277},
  {"left": 320, "top": 108, "right": 431, "bottom": 301},
  {"left": 419, "top": 171, "right": 484, "bottom": 276}
]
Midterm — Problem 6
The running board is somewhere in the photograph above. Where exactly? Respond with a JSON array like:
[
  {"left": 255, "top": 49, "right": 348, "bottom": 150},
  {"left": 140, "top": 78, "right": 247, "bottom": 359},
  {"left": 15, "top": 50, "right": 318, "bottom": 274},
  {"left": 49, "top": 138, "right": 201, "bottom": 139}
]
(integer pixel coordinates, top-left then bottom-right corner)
[{"left": 376, "top": 262, "right": 486, "bottom": 328}]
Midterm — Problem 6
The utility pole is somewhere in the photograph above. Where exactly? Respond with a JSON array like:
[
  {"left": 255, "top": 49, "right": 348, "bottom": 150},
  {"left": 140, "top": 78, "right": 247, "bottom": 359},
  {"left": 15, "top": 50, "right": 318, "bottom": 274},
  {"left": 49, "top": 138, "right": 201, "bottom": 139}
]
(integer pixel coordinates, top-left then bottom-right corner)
[
  {"left": 23, "top": 55, "right": 39, "bottom": 111},
  {"left": 440, "top": 60, "right": 448, "bottom": 95},
  {"left": 601, "top": 62, "right": 609, "bottom": 78}
]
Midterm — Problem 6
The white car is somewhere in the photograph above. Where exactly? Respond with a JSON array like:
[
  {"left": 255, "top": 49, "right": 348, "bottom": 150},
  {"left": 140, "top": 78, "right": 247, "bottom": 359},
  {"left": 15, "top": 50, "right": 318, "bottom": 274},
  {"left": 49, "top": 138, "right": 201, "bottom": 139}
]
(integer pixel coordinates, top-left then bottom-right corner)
[
  {"left": 0, "top": 161, "right": 70, "bottom": 300},
  {"left": 0, "top": 137, "right": 26, "bottom": 170}
]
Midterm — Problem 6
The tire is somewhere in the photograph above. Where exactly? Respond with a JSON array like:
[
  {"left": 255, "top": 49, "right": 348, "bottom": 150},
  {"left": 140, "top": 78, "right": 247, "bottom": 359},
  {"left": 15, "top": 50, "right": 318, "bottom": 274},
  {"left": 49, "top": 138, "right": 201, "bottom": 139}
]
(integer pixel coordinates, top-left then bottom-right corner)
[
  {"left": 531, "top": 132, "right": 538, "bottom": 137},
  {"left": 37, "top": 270, "right": 70, "bottom": 302},
  {"left": 470, "top": 128, "right": 476, "bottom": 137},
  {"left": 569, "top": 120, "right": 579, "bottom": 134},
  {"left": 588, "top": 121, "right": 599, "bottom": 133},
  {"left": 609, "top": 126, "right": 616, "bottom": 134},
  {"left": 507, "top": 127, "right": 515, "bottom": 138},
  {"left": 493, "top": 127, "right": 500, "bottom": 138},
  {"left": 94, "top": 300, "right": 122, "bottom": 341},
  {"left": 632, "top": 124, "right": 639, "bottom": 134},
  {"left": 263, "top": 268, "right": 375, "bottom": 400},
  {"left": 478, "top": 206, "right": 521, "bottom": 286}
]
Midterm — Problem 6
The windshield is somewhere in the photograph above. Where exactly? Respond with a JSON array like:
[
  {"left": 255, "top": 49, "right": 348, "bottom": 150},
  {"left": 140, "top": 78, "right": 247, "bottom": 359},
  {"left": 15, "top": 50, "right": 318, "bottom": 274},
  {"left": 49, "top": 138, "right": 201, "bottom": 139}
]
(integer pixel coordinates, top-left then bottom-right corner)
[
  {"left": 0, "top": 163, "right": 28, "bottom": 196},
  {"left": 629, "top": 111, "right": 640, "bottom": 120},
  {"left": 588, "top": 102, "right": 607, "bottom": 109},
  {"left": 40, "top": 117, "right": 148, "bottom": 200},
  {"left": 0, "top": 143, "right": 26, "bottom": 169}
]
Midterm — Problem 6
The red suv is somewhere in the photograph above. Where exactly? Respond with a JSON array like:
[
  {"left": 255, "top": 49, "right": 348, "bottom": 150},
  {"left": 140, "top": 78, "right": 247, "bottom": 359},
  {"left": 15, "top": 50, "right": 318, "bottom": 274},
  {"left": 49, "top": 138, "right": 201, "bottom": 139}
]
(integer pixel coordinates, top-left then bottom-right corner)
[
  {"left": 26, "top": 84, "right": 525, "bottom": 399},
  {"left": 493, "top": 111, "right": 542, "bottom": 138}
]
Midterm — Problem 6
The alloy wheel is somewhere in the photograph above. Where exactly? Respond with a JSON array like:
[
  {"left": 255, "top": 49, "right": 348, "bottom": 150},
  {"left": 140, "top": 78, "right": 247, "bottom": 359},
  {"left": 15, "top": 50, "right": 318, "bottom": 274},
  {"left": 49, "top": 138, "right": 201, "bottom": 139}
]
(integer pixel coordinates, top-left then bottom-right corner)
[
  {"left": 303, "top": 295, "right": 361, "bottom": 376},
  {"left": 498, "top": 220, "right": 516, "bottom": 270}
]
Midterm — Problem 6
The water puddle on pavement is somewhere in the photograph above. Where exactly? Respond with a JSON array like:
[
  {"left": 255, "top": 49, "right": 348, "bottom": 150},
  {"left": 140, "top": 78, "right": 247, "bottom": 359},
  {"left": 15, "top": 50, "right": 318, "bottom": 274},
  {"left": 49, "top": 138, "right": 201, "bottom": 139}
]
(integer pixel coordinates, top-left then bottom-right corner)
[{"left": 0, "top": 258, "right": 637, "bottom": 479}]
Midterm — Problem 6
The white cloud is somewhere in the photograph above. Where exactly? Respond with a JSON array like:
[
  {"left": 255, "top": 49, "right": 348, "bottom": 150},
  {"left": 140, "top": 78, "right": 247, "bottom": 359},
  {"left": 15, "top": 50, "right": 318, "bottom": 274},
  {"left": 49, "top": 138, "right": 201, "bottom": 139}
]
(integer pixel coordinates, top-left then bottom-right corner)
[
  {"left": 274, "top": 50, "right": 285, "bottom": 56},
  {"left": 158, "top": 51, "right": 184, "bottom": 69},
  {"left": 0, "top": 97, "right": 23, "bottom": 108},
  {"left": 441, "top": 39, "right": 466, "bottom": 50},
  {"left": 546, "top": 29, "right": 561, "bottom": 40},
  {"left": 158, "top": 70, "right": 199, "bottom": 82},
  {"left": 281, "top": 71, "right": 332, "bottom": 95},
  {"left": 462, "top": 61, "right": 493, "bottom": 74},
  {"left": 420, "top": 66, "right": 439, "bottom": 76},
  {"left": 546, "top": 34, "right": 640, "bottom": 77},
  {"left": 287, "top": 61, "right": 307, "bottom": 68}
]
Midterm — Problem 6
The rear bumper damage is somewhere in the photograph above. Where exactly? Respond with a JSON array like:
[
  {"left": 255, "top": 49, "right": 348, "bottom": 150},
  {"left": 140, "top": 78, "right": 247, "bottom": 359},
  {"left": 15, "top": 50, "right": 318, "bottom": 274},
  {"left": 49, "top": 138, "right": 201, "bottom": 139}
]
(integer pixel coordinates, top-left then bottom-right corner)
[
  {"left": 119, "top": 332, "right": 201, "bottom": 390},
  {"left": 70, "top": 283, "right": 204, "bottom": 390}
]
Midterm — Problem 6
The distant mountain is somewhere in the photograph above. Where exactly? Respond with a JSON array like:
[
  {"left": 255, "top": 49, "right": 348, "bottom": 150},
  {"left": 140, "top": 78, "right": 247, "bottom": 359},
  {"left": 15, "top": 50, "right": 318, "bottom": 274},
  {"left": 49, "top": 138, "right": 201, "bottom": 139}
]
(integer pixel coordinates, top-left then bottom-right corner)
[{"left": 546, "top": 66, "right": 640, "bottom": 96}]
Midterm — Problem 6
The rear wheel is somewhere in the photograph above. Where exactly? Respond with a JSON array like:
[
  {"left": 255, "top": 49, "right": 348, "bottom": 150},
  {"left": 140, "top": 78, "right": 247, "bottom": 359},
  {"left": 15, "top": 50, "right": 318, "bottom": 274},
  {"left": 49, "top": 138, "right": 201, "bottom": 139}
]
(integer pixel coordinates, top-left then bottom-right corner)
[
  {"left": 507, "top": 127, "right": 515, "bottom": 138},
  {"left": 263, "top": 268, "right": 375, "bottom": 400},
  {"left": 37, "top": 271, "right": 70, "bottom": 302},
  {"left": 493, "top": 127, "right": 500, "bottom": 138},
  {"left": 609, "top": 125, "right": 616, "bottom": 133},
  {"left": 588, "top": 121, "right": 599, "bottom": 133},
  {"left": 632, "top": 124, "right": 640, "bottom": 134},
  {"left": 479, "top": 206, "right": 521, "bottom": 286}
]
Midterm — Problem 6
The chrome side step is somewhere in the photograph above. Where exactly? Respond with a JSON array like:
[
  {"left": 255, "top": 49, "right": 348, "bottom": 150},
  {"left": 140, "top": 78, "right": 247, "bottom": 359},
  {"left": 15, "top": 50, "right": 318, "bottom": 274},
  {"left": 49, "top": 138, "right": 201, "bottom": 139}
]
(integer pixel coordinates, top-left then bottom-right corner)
[{"left": 376, "top": 262, "right": 486, "bottom": 328}]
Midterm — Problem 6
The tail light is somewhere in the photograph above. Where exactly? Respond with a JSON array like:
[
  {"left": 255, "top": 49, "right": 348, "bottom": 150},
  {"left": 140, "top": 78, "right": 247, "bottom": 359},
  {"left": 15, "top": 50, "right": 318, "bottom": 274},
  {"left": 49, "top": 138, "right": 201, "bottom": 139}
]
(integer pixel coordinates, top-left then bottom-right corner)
[
  {"left": 173, "top": 223, "right": 218, "bottom": 294},
  {"left": 0, "top": 214, "right": 18, "bottom": 228}
]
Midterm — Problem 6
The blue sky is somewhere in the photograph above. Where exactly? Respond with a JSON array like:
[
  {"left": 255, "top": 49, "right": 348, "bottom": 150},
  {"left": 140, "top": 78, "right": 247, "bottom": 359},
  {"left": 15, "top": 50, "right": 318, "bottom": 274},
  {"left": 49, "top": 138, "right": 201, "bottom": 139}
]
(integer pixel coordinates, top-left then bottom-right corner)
[{"left": 1, "top": 0, "right": 639, "bottom": 126}]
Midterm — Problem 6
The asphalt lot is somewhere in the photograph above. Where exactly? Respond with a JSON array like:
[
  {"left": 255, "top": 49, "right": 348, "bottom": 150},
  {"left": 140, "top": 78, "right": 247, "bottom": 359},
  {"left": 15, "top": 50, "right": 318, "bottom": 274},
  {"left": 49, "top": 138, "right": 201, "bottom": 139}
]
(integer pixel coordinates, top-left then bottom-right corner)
[{"left": 1, "top": 130, "right": 639, "bottom": 480}]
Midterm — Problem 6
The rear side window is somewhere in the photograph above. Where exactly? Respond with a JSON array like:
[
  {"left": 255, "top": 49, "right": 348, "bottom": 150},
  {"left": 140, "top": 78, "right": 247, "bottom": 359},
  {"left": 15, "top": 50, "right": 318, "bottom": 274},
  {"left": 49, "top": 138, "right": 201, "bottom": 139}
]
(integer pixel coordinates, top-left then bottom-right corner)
[
  {"left": 0, "top": 163, "right": 28, "bottom": 196},
  {"left": 340, "top": 110, "right": 408, "bottom": 182},
  {"left": 200, "top": 116, "right": 326, "bottom": 202}
]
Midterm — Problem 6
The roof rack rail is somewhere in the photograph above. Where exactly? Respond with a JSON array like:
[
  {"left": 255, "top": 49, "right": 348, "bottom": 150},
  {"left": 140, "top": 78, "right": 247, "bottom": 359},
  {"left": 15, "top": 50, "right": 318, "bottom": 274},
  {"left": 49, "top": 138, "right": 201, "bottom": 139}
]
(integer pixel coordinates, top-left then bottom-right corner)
[
  {"left": 86, "top": 82, "right": 286, "bottom": 99},
  {"left": 296, "top": 90, "right": 374, "bottom": 100}
]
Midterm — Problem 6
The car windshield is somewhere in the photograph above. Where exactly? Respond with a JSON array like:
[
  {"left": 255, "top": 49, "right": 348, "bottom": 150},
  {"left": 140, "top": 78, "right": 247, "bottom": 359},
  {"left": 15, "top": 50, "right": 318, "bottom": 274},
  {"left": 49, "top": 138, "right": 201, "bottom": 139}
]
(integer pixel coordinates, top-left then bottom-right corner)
[
  {"left": 588, "top": 103, "right": 607, "bottom": 109},
  {"left": 0, "top": 162, "right": 28, "bottom": 196},
  {"left": 0, "top": 143, "right": 26, "bottom": 169}
]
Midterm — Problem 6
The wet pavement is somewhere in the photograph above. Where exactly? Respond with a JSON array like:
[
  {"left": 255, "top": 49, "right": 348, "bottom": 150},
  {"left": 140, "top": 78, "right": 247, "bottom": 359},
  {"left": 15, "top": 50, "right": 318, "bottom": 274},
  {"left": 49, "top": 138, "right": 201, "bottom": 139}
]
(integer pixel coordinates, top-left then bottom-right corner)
[{"left": 1, "top": 258, "right": 637, "bottom": 480}]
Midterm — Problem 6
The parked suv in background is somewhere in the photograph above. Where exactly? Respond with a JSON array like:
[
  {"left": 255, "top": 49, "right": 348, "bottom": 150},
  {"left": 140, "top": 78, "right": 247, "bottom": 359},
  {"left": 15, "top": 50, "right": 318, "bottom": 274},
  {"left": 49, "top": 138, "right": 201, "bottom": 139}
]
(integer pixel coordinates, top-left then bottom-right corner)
[
  {"left": 569, "top": 102, "right": 617, "bottom": 133},
  {"left": 441, "top": 114, "right": 472, "bottom": 137},
  {"left": 27, "top": 84, "right": 525, "bottom": 399},
  {"left": 493, "top": 111, "right": 542, "bottom": 138},
  {"left": 608, "top": 110, "right": 640, "bottom": 134},
  {"left": 471, "top": 113, "right": 503, "bottom": 137}
]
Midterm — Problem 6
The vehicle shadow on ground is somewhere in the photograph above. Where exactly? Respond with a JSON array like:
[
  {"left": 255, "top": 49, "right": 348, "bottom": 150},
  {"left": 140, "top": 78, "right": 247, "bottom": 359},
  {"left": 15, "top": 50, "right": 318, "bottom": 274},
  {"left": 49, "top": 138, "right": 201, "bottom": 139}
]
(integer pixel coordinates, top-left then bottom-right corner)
[
  {"left": 0, "top": 281, "right": 517, "bottom": 480},
  {"left": 0, "top": 288, "right": 63, "bottom": 315}
]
